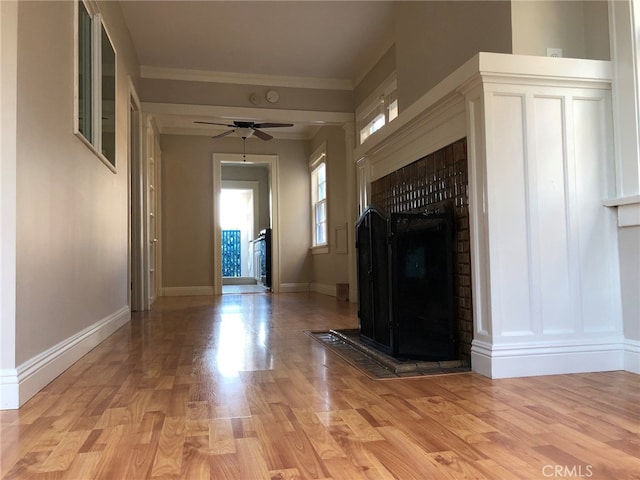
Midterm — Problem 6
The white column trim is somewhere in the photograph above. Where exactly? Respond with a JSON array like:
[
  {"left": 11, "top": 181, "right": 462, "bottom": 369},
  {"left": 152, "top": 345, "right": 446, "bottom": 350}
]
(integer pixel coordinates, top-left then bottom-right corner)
[
  {"left": 606, "top": 0, "right": 640, "bottom": 229},
  {"left": 0, "top": 0, "right": 18, "bottom": 399}
]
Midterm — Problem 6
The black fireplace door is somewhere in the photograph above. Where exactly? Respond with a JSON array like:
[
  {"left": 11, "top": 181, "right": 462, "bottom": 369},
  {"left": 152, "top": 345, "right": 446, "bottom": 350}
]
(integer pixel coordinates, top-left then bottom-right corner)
[
  {"left": 391, "top": 213, "right": 455, "bottom": 360},
  {"left": 356, "top": 206, "right": 393, "bottom": 353}
]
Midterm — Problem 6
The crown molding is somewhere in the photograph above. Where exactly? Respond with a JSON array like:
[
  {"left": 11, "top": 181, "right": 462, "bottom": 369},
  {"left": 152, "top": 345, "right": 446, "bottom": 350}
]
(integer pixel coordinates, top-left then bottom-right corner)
[{"left": 140, "top": 65, "right": 353, "bottom": 91}]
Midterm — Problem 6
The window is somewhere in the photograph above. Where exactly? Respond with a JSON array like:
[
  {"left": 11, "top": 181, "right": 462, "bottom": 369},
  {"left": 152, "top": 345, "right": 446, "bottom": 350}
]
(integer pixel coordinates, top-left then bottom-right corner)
[
  {"left": 78, "top": 1, "right": 92, "bottom": 140},
  {"left": 75, "top": 1, "right": 117, "bottom": 170},
  {"left": 357, "top": 73, "right": 398, "bottom": 144},
  {"left": 310, "top": 144, "right": 328, "bottom": 252}
]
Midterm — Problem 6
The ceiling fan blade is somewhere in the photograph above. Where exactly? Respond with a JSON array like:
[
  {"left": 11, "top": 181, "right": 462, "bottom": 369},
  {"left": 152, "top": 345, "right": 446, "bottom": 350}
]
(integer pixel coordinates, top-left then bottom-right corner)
[
  {"left": 252, "top": 122, "right": 293, "bottom": 129},
  {"left": 252, "top": 128, "right": 273, "bottom": 141},
  {"left": 211, "top": 129, "right": 235, "bottom": 139},
  {"left": 195, "top": 120, "right": 234, "bottom": 127}
]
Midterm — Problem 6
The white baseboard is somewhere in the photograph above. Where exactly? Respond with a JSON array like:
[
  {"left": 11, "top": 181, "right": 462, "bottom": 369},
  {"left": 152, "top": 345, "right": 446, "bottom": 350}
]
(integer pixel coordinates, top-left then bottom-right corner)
[
  {"left": 471, "top": 338, "right": 626, "bottom": 379},
  {"left": 279, "top": 283, "right": 310, "bottom": 293},
  {"left": 0, "top": 370, "right": 19, "bottom": 410},
  {"left": 161, "top": 286, "right": 214, "bottom": 296},
  {"left": 310, "top": 283, "right": 336, "bottom": 297},
  {"left": 624, "top": 339, "right": 640, "bottom": 374},
  {"left": 0, "top": 306, "right": 130, "bottom": 410}
]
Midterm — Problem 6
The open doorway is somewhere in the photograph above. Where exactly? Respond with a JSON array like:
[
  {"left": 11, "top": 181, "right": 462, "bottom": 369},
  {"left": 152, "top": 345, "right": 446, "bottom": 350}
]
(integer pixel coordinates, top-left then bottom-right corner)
[
  {"left": 220, "top": 183, "right": 258, "bottom": 289},
  {"left": 213, "top": 154, "right": 280, "bottom": 295}
]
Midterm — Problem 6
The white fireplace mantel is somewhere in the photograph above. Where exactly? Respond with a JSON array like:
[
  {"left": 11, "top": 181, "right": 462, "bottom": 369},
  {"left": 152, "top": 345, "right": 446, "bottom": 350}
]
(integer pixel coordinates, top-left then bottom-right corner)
[{"left": 355, "top": 53, "right": 632, "bottom": 378}]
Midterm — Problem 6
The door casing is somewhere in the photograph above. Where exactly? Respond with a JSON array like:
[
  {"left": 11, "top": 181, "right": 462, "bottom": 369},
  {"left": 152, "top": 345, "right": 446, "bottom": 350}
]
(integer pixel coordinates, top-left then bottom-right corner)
[{"left": 212, "top": 153, "right": 280, "bottom": 295}]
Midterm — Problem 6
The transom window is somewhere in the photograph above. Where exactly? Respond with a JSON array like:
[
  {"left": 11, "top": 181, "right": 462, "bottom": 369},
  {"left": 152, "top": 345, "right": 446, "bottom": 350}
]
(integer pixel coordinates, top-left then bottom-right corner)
[
  {"left": 310, "top": 144, "right": 328, "bottom": 251},
  {"left": 357, "top": 73, "right": 398, "bottom": 144}
]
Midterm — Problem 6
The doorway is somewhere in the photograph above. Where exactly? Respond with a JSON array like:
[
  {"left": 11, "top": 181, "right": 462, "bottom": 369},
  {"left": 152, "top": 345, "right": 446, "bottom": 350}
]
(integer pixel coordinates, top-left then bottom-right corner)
[
  {"left": 212, "top": 154, "right": 280, "bottom": 295},
  {"left": 220, "top": 183, "right": 257, "bottom": 284}
]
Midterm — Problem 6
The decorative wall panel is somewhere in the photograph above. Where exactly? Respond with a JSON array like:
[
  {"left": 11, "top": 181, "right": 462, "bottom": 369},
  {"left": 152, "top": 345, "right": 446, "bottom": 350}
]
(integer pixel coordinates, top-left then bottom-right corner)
[{"left": 486, "top": 94, "right": 532, "bottom": 336}]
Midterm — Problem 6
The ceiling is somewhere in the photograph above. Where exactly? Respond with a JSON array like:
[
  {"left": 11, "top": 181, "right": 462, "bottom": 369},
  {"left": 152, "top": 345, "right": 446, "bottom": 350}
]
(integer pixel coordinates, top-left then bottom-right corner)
[{"left": 119, "top": 1, "right": 396, "bottom": 139}]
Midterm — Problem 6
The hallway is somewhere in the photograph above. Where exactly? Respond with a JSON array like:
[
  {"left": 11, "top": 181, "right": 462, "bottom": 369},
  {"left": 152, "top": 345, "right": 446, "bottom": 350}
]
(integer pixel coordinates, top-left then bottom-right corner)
[{"left": 0, "top": 294, "right": 638, "bottom": 479}]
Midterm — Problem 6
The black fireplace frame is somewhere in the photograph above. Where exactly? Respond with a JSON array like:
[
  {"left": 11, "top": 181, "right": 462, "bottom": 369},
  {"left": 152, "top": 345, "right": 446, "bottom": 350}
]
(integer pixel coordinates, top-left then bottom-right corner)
[{"left": 356, "top": 205, "right": 457, "bottom": 360}]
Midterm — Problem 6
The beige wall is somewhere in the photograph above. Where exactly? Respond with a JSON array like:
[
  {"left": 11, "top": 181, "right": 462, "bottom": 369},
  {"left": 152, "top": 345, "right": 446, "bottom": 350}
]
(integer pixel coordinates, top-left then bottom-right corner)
[
  {"left": 160, "top": 134, "right": 312, "bottom": 289},
  {"left": 394, "top": 1, "right": 512, "bottom": 109},
  {"left": 276, "top": 140, "right": 314, "bottom": 286},
  {"left": 140, "top": 78, "right": 354, "bottom": 113},
  {"left": 15, "top": 1, "right": 137, "bottom": 364},
  {"left": 310, "top": 126, "right": 350, "bottom": 289},
  {"left": 354, "top": 44, "right": 396, "bottom": 108},
  {"left": 161, "top": 135, "right": 214, "bottom": 287},
  {"left": 511, "top": 1, "right": 609, "bottom": 60}
]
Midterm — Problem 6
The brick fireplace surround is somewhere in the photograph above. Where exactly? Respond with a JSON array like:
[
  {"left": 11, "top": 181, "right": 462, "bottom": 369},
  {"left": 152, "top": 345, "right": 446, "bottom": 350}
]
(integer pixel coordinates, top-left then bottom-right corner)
[{"left": 371, "top": 138, "right": 472, "bottom": 363}]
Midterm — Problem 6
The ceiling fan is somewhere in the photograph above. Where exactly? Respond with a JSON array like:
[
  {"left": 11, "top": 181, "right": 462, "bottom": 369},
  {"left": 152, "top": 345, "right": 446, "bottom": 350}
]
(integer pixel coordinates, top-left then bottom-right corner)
[{"left": 194, "top": 120, "right": 293, "bottom": 141}]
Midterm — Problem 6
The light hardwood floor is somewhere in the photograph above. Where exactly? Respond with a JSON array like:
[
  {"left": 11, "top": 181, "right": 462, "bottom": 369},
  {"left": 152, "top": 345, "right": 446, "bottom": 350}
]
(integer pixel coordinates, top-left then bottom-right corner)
[{"left": 1, "top": 293, "right": 638, "bottom": 479}]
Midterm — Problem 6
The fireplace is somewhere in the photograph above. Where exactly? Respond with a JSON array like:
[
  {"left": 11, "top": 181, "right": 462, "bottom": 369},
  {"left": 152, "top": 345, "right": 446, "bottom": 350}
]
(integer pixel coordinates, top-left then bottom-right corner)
[
  {"left": 356, "top": 206, "right": 456, "bottom": 360},
  {"left": 363, "top": 137, "right": 472, "bottom": 363}
]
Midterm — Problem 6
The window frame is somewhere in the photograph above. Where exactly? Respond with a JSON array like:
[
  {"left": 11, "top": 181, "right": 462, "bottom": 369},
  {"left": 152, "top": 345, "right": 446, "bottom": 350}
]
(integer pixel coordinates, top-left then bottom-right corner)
[
  {"left": 74, "top": 0, "right": 117, "bottom": 172},
  {"left": 309, "top": 143, "right": 328, "bottom": 254},
  {"left": 356, "top": 72, "right": 398, "bottom": 145}
]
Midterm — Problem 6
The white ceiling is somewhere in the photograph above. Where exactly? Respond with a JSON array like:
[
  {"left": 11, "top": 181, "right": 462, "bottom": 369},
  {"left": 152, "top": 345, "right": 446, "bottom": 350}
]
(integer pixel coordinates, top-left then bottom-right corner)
[{"left": 119, "top": 1, "right": 396, "bottom": 139}]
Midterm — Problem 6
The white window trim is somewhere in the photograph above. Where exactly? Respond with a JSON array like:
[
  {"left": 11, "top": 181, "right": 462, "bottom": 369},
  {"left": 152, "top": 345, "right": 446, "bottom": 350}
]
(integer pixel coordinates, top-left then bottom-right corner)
[
  {"left": 356, "top": 72, "right": 398, "bottom": 145},
  {"left": 74, "top": 0, "right": 118, "bottom": 173},
  {"left": 310, "top": 142, "right": 328, "bottom": 254}
]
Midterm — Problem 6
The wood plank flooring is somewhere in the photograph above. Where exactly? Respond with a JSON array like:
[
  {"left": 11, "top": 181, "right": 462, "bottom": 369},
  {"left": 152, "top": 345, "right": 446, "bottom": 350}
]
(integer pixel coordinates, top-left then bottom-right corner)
[{"left": 1, "top": 293, "right": 638, "bottom": 479}]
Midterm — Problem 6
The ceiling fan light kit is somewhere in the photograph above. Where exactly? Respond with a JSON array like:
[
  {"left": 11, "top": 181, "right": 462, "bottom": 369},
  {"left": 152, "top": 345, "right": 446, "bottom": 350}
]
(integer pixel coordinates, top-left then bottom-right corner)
[{"left": 235, "top": 127, "right": 254, "bottom": 139}]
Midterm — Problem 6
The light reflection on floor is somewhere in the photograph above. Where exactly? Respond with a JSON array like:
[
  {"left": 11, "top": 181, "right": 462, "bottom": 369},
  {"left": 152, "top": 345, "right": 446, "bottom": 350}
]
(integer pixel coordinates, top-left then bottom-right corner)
[
  {"left": 213, "top": 295, "right": 273, "bottom": 377},
  {"left": 222, "top": 284, "right": 269, "bottom": 294}
]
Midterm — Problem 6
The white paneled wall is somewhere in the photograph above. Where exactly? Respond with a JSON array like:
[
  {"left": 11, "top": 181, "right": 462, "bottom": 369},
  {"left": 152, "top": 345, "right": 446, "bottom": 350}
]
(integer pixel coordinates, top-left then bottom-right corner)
[
  {"left": 357, "top": 53, "right": 626, "bottom": 378},
  {"left": 471, "top": 70, "right": 623, "bottom": 378}
]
